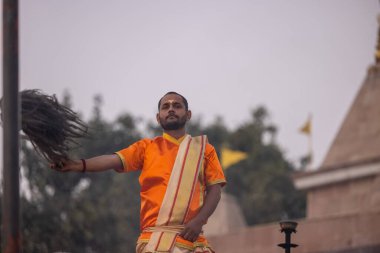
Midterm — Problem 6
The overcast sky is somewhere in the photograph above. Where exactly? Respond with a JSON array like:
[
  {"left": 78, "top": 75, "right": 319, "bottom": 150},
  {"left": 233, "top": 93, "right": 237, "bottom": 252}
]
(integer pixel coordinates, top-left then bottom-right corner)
[{"left": 1, "top": 0, "right": 379, "bottom": 169}]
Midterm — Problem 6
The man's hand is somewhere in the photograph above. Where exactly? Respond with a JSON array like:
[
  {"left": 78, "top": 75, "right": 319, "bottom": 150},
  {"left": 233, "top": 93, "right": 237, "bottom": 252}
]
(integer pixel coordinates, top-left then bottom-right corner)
[
  {"left": 179, "top": 218, "right": 205, "bottom": 242},
  {"left": 50, "top": 160, "right": 82, "bottom": 172},
  {"left": 179, "top": 184, "right": 222, "bottom": 242}
]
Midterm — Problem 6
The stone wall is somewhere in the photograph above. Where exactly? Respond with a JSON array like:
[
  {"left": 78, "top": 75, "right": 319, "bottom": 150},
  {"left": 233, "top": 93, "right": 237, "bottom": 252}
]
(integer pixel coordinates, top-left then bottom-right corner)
[
  {"left": 307, "top": 174, "right": 380, "bottom": 218},
  {"left": 208, "top": 211, "right": 380, "bottom": 253}
]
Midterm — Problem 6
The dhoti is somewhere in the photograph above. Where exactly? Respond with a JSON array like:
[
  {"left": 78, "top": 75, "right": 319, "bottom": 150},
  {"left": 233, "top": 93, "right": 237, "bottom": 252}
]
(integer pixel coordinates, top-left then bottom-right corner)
[{"left": 136, "top": 242, "right": 214, "bottom": 253}]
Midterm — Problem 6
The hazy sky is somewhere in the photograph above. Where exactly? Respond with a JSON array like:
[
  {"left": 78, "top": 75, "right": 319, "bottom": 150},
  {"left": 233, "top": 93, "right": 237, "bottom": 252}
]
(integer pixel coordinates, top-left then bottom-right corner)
[{"left": 2, "top": 0, "right": 379, "bottom": 168}]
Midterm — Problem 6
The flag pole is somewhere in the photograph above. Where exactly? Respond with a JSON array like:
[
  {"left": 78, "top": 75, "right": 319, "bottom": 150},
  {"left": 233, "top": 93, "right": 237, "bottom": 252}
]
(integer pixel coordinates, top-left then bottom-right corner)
[
  {"left": 299, "top": 114, "right": 313, "bottom": 170},
  {"left": 307, "top": 114, "right": 313, "bottom": 169},
  {"left": 307, "top": 129, "right": 313, "bottom": 169},
  {"left": 2, "top": 0, "right": 21, "bottom": 252}
]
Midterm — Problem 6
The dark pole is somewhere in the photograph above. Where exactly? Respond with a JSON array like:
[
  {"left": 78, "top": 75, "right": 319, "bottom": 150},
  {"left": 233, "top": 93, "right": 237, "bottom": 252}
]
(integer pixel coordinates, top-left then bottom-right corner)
[
  {"left": 284, "top": 232, "right": 292, "bottom": 253},
  {"left": 2, "top": 0, "right": 20, "bottom": 252},
  {"left": 278, "top": 220, "right": 298, "bottom": 253}
]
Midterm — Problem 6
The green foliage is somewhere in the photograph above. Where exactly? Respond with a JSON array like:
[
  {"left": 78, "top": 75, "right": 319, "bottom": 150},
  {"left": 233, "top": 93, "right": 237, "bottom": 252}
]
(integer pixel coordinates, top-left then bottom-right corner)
[
  {"left": 20, "top": 94, "right": 141, "bottom": 253},
  {"left": 224, "top": 106, "right": 306, "bottom": 225},
  {"left": 203, "top": 116, "right": 229, "bottom": 156}
]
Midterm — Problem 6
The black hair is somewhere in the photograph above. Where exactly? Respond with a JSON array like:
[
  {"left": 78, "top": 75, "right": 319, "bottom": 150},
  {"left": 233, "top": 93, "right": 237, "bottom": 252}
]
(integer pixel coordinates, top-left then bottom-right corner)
[{"left": 158, "top": 91, "right": 188, "bottom": 111}]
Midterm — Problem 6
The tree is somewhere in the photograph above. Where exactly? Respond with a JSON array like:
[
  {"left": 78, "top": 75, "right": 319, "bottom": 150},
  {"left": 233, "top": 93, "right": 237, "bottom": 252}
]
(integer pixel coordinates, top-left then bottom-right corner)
[
  {"left": 203, "top": 116, "right": 229, "bottom": 156},
  {"left": 75, "top": 95, "right": 141, "bottom": 253},
  {"left": 224, "top": 106, "right": 306, "bottom": 225},
  {"left": 20, "top": 93, "right": 141, "bottom": 253}
]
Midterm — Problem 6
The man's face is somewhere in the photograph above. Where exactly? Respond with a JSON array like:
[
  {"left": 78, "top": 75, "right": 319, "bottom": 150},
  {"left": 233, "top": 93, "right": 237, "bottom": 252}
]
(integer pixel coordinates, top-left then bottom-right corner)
[{"left": 156, "top": 94, "right": 191, "bottom": 131}]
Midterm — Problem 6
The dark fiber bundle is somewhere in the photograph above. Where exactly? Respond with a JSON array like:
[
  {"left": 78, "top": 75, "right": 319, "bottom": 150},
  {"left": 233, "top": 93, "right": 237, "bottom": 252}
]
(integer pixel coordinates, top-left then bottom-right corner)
[{"left": 20, "top": 89, "right": 88, "bottom": 163}]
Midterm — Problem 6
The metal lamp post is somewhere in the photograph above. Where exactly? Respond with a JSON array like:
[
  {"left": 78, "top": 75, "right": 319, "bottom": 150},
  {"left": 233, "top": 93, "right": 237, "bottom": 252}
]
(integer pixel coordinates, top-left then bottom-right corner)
[
  {"left": 278, "top": 220, "right": 298, "bottom": 253},
  {"left": 2, "top": 0, "right": 20, "bottom": 252}
]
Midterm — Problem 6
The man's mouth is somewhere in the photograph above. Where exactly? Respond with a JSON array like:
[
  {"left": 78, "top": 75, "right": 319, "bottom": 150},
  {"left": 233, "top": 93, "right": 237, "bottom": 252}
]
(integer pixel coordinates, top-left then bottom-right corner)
[{"left": 166, "top": 115, "right": 178, "bottom": 120}]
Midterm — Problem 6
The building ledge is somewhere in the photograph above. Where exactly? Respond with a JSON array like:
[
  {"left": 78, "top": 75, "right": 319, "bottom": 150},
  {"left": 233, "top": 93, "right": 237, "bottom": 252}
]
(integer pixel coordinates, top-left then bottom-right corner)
[{"left": 293, "top": 158, "right": 380, "bottom": 190}]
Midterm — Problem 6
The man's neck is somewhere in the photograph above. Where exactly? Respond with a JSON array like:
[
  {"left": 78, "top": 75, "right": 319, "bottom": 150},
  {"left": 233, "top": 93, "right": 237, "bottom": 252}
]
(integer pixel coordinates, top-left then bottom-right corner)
[{"left": 163, "top": 129, "right": 186, "bottom": 140}]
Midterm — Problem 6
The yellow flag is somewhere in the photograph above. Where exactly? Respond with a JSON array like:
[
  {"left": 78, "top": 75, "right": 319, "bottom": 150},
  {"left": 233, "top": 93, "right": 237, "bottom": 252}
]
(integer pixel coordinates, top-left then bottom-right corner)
[
  {"left": 221, "top": 147, "right": 248, "bottom": 169},
  {"left": 299, "top": 116, "right": 312, "bottom": 135}
]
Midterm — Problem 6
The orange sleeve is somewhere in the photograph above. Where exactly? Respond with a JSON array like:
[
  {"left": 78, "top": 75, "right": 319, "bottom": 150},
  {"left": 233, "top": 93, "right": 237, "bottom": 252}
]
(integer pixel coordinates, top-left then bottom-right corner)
[
  {"left": 115, "top": 139, "right": 150, "bottom": 172},
  {"left": 204, "top": 144, "right": 226, "bottom": 187}
]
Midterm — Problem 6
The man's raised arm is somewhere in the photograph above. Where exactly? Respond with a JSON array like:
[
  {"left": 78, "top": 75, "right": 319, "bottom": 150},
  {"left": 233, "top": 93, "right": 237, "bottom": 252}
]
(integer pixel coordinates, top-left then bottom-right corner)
[{"left": 50, "top": 154, "right": 123, "bottom": 173}]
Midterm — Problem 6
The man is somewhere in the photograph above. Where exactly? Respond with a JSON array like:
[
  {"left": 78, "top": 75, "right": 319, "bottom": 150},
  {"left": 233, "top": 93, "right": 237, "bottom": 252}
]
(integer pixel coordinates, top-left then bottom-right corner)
[{"left": 52, "top": 91, "right": 226, "bottom": 253}]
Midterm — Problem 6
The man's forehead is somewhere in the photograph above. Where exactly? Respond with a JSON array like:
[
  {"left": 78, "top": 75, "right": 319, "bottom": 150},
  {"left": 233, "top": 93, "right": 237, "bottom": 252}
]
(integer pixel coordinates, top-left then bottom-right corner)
[{"left": 161, "top": 94, "right": 184, "bottom": 104}]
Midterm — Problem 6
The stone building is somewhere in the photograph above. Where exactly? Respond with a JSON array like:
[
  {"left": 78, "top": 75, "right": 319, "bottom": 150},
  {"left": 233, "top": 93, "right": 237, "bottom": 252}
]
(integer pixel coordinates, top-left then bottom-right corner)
[
  {"left": 204, "top": 191, "right": 247, "bottom": 236},
  {"left": 207, "top": 20, "right": 380, "bottom": 253}
]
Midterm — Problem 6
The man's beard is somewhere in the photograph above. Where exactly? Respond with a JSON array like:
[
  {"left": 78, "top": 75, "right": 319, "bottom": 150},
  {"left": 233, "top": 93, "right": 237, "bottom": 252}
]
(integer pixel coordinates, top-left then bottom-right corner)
[{"left": 159, "top": 115, "right": 187, "bottom": 130}]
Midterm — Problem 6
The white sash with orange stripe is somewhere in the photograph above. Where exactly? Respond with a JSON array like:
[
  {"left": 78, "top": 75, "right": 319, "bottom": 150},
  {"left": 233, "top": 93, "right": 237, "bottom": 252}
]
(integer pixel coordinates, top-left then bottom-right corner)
[{"left": 145, "top": 135, "right": 207, "bottom": 253}]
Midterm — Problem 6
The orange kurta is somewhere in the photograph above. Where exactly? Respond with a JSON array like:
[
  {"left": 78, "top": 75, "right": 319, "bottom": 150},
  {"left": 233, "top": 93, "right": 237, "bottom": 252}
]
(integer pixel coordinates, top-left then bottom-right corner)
[{"left": 115, "top": 133, "right": 226, "bottom": 250}]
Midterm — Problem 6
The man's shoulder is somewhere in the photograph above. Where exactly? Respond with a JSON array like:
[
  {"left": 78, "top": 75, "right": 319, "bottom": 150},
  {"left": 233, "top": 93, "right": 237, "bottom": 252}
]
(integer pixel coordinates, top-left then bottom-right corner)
[
  {"left": 205, "top": 142, "right": 216, "bottom": 153},
  {"left": 190, "top": 135, "right": 215, "bottom": 149},
  {"left": 201, "top": 136, "right": 217, "bottom": 155},
  {"left": 135, "top": 136, "right": 164, "bottom": 145}
]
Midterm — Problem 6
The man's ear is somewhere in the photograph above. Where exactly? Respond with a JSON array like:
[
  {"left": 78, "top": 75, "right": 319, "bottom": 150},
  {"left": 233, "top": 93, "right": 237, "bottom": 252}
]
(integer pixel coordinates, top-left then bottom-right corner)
[
  {"left": 156, "top": 113, "right": 160, "bottom": 124},
  {"left": 186, "top": 110, "right": 192, "bottom": 121}
]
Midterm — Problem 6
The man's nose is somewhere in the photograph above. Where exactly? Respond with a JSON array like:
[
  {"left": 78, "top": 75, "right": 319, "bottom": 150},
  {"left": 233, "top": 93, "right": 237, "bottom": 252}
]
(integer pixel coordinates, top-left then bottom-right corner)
[{"left": 168, "top": 105, "right": 175, "bottom": 111}]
